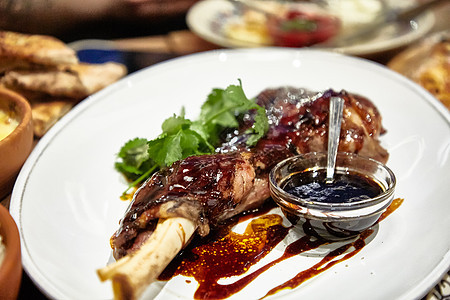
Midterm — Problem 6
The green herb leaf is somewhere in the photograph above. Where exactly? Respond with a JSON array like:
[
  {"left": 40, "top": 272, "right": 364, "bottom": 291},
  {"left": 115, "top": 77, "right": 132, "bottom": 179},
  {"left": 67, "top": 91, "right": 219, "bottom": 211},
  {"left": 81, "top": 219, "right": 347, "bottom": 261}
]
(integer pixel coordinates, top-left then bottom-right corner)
[
  {"left": 246, "top": 104, "right": 269, "bottom": 146},
  {"left": 115, "top": 80, "right": 269, "bottom": 191},
  {"left": 281, "top": 19, "right": 317, "bottom": 32},
  {"left": 147, "top": 114, "right": 214, "bottom": 167},
  {"left": 115, "top": 138, "right": 150, "bottom": 175},
  {"left": 147, "top": 131, "right": 182, "bottom": 167},
  {"left": 200, "top": 80, "right": 268, "bottom": 146}
]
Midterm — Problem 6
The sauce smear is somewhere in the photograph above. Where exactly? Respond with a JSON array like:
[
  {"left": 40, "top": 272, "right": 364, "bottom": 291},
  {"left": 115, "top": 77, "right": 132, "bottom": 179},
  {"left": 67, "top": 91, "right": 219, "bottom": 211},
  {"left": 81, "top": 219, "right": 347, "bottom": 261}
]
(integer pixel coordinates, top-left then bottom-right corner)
[{"left": 159, "top": 198, "right": 403, "bottom": 299}]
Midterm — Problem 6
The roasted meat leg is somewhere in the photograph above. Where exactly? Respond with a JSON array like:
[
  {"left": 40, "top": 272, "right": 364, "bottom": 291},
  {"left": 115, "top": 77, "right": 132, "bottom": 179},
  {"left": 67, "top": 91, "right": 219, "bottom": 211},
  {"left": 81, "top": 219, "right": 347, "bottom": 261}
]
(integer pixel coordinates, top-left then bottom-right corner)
[{"left": 98, "top": 87, "right": 388, "bottom": 300}]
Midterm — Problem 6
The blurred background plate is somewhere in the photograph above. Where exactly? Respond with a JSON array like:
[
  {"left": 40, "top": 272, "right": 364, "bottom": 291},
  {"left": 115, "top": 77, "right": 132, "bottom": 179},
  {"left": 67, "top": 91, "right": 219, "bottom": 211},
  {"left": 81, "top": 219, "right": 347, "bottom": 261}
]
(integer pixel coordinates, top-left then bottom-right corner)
[
  {"left": 388, "top": 30, "right": 449, "bottom": 109},
  {"left": 187, "top": 0, "right": 435, "bottom": 56}
]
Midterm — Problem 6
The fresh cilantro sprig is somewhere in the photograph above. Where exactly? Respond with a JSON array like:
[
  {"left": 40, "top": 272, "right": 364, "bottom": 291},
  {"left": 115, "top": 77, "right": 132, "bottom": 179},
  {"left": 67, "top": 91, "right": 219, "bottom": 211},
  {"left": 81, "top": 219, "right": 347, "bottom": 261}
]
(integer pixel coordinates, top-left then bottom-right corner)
[
  {"left": 199, "top": 82, "right": 268, "bottom": 146},
  {"left": 115, "top": 80, "right": 268, "bottom": 195},
  {"left": 146, "top": 111, "right": 214, "bottom": 168}
]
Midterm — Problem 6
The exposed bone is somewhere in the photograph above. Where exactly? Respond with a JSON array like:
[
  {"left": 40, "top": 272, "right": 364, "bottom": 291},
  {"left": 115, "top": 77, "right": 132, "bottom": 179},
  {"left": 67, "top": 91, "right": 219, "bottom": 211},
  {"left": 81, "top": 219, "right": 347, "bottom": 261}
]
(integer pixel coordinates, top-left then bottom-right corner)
[{"left": 97, "top": 217, "right": 197, "bottom": 300}]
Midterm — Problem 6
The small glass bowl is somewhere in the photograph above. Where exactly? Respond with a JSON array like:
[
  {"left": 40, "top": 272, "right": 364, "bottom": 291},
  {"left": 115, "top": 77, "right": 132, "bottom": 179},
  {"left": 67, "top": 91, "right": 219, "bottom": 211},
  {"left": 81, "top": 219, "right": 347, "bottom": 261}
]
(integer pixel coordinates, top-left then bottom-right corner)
[{"left": 269, "top": 152, "right": 396, "bottom": 240}]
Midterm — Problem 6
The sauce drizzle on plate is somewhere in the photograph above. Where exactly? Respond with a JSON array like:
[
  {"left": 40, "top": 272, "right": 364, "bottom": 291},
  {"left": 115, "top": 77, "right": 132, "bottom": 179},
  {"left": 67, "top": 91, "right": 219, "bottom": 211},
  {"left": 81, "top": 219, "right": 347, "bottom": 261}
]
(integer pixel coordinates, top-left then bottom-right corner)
[{"left": 159, "top": 198, "right": 403, "bottom": 299}]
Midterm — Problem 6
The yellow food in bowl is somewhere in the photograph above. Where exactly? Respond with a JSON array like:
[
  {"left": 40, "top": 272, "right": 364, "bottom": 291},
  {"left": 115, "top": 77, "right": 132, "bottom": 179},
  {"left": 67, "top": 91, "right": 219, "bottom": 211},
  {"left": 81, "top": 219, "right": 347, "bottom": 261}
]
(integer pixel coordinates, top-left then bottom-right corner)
[
  {"left": 0, "top": 233, "right": 5, "bottom": 267},
  {"left": 0, "top": 88, "right": 33, "bottom": 198},
  {"left": 0, "top": 109, "right": 19, "bottom": 141}
]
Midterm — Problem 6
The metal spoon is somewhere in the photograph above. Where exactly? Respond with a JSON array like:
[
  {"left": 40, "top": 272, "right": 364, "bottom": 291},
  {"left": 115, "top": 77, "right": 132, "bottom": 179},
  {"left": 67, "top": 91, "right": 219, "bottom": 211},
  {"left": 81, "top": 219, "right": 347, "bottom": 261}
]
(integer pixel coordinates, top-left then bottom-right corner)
[{"left": 326, "top": 96, "right": 345, "bottom": 184}]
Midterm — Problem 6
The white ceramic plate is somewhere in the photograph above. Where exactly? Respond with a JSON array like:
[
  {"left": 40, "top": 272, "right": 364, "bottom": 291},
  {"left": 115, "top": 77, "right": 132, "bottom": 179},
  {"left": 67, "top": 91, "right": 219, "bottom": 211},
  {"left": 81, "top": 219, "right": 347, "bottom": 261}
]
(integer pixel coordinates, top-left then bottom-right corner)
[
  {"left": 10, "top": 49, "right": 450, "bottom": 300},
  {"left": 186, "top": 0, "right": 435, "bottom": 56}
]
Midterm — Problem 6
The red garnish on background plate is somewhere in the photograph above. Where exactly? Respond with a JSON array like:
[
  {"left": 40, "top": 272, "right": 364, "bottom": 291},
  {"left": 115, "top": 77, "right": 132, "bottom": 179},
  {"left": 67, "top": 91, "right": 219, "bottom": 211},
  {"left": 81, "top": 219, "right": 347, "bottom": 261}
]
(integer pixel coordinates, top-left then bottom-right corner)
[{"left": 268, "top": 10, "right": 340, "bottom": 47}]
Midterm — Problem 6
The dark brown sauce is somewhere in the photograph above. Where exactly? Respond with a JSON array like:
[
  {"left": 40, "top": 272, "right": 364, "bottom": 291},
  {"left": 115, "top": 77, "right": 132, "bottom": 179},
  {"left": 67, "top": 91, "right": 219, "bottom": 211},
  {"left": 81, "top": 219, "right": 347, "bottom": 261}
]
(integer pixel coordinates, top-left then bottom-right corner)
[
  {"left": 283, "top": 170, "right": 383, "bottom": 204},
  {"left": 378, "top": 198, "right": 404, "bottom": 222},
  {"left": 158, "top": 198, "right": 403, "bottom": 299},
  {"left": 263, "top": 229, "right": 372, "bottom": 298}
]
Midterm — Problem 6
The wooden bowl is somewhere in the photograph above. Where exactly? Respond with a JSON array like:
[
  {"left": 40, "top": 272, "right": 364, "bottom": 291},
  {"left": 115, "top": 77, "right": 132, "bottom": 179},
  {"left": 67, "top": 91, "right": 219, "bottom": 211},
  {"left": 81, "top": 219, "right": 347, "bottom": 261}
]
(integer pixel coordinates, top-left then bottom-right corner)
[
  {"left": 0, "top": 88, "right": 33, "bottom": 199},
  {"left": 0, "top": 204, "right": 22, "bottom": 299}
]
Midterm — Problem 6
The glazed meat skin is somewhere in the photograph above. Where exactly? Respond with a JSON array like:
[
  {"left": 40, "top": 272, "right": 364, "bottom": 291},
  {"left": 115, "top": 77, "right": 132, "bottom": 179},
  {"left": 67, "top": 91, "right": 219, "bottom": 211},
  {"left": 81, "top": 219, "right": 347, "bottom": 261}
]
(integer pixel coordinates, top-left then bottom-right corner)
[
  {"left": 255, "top": 87, "right": 388, "bottom": 162},
  {"left": 111, "top": 87, "right": 388, "bottom": 259}
]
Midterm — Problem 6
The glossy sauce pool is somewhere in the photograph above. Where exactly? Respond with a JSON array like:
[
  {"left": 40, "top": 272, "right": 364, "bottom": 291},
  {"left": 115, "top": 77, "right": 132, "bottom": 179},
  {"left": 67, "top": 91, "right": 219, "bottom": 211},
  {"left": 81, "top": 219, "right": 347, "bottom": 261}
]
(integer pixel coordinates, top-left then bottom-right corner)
[{"left": 283, "top": 169, "right": 384, "bottom": 204}]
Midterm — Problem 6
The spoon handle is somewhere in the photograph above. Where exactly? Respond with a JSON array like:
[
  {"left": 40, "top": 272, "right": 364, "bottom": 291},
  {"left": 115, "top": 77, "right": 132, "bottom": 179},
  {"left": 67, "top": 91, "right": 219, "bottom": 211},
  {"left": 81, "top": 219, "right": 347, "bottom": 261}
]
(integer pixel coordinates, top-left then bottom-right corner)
[{"left": 326, "top": 96, "right": 345, "bottom": 183}]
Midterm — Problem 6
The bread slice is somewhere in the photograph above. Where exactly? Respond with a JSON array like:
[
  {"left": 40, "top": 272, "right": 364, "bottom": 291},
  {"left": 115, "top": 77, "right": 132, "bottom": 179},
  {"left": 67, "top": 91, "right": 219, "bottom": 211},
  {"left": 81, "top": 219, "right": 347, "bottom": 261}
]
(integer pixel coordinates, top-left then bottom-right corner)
[
  {"left": 31, "top": 101, "right": 74, "bottom": 137},
  {"left": 0, "top": 31, "right": 78, "bottom": 72},
  {"left": 1, "top": 62, "right": 127, "bottom": 99},
  {"left": 67, "top": 62, "right": 127, "bottom": 96}
]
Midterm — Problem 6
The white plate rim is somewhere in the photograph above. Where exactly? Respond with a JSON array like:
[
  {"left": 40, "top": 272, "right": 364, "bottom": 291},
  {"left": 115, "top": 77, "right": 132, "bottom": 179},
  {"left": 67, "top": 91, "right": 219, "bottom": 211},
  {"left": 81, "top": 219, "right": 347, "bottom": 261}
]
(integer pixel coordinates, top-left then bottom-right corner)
[{"left": 9, "top": 48, "right": 450, "bottom": 300}]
